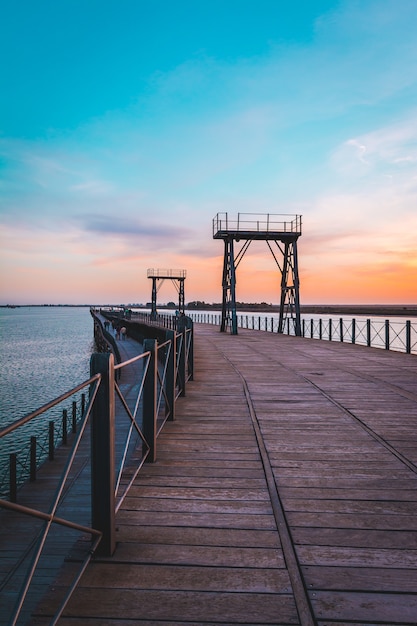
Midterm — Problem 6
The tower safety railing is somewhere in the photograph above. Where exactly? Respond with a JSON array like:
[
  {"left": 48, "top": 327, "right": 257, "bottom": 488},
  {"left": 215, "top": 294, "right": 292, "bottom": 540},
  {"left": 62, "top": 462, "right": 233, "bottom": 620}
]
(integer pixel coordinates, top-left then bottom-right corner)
[
  {"left": 188, "top": 312, "right": 416, "bottom": 355},
  {"left": 212, "top": 212, "right": 302, "bottom": 236},
  {"left": 0, "top": 311, "right": 193, "bottom": 625}
]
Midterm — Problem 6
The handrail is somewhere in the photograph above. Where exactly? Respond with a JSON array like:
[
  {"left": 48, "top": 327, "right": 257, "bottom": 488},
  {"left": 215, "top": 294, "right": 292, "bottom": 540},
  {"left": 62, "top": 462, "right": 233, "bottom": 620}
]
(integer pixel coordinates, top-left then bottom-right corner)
[
  {"left": 0, "top": 375, "right": 99, "bottom": 438},
  {"left": 189, "top": 312, "right": 416, "bottom": 355},
  {"left": 213, "top": 212, "right": 302, "bottom": 236},
  {"left": 0, "top": 314, "right": 194, "bottom": 624}
]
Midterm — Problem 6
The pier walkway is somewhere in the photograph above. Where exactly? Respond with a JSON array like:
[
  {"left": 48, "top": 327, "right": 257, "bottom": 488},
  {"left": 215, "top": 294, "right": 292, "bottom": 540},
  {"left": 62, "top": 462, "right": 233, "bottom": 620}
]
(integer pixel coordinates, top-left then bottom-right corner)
[{"left": 37, "top": 323, "right": 417, "bottom": 625}]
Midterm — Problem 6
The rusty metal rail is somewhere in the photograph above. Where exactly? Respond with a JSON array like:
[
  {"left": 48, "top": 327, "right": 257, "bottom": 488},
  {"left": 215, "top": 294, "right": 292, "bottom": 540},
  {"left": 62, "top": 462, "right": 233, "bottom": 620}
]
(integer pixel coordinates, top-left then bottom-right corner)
[{"left": 0, "top": 313, "right": 194, "bottom": 625}]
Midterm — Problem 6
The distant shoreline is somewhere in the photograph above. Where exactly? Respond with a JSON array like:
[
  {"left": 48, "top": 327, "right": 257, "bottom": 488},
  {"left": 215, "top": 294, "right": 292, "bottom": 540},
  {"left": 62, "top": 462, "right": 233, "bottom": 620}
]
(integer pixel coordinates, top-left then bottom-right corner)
[{"left": 1, "top": 303, "right": 417, "bottom": 317}]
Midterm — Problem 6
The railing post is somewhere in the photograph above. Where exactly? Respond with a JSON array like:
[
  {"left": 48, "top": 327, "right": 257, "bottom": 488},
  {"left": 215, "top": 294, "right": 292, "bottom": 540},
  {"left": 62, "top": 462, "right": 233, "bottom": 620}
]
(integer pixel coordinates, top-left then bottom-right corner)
[
  {"left": 62, "top": 409, "right": 68, "bottom": 445},
  {"left": 310, "top": 319, "right": 314, "bottom": 339},
  {"left": 72, "top": 400, "right": 77, "bottom": 432},
  {"left": 177, "top": 318, "right": 187, "bottom": 397},
  {"left": 90, "top": 352, "right": 116, "bottom": 557},
  {"left": 166, "top": 331, "right": 176, "bottom": 421},
  {"left": 385, "top": 319, "right": 390, "bottom": 350},
  {"left": 302, "top": 319, "right": 305, "bottom": 337},
  {"left": 49, "top": 421, "right": 54, "bottom": 461},
  {"left": 10, "top": 453, "right": 17, "bottom": 503},
  {"left": 367, "top": 319, "right": 371, "bottom": 347},
  {"left": 30, "top": 436, "right": 37, "bottom": 482},
  {"left": 143, "top": 338, "right": 157, "bottom": 462},
  {"left": 187, "top": 321, "right": 194, "bottom": 381},
  {"left": 329, "top": 318, "right": 333, "bottom": 341},
  {"left": 406, "top": 320, "right": 411, "bottom": 354},
  {"left": 339, "top": 318, "right": 344, "bottom": 342},
  {"left": 319, "top": 318, "right": 322, "bottom": 340},
  {"left": 352, "top": 318, "right": 356, "bottom": 344}
]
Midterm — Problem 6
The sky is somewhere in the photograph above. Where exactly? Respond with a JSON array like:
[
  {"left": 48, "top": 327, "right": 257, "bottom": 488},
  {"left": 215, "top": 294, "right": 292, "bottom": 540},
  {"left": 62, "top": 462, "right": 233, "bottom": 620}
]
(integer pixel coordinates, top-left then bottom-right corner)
[{"left": 1, "top": 0, "right": 416, "bottom": 306}]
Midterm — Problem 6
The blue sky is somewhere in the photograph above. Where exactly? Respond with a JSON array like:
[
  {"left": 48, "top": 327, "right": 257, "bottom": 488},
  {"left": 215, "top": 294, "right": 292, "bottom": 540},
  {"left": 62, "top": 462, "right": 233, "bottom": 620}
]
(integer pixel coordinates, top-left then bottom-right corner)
[{"left": 1, "top": 0, "right": 416, "bottom": 305}]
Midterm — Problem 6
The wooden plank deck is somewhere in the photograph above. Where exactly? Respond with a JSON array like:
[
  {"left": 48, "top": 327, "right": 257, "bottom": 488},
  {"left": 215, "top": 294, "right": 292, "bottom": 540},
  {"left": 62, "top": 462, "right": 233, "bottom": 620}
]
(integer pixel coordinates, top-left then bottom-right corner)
[{"left": 22, "top": 324, "right": 417, "bottom": 624}]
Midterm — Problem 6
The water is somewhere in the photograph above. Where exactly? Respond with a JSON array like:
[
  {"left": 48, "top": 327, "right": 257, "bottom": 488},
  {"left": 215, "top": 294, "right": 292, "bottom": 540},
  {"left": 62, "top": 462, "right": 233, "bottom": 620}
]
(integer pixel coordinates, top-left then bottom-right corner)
[{"left": 0, "top": 306, "right": 94, "bottom": 429}]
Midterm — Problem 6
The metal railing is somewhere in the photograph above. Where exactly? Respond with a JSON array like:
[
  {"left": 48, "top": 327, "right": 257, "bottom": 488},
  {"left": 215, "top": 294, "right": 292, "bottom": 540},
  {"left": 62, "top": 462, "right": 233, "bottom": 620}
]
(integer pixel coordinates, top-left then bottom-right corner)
[
  {"left": 189, "top": 312, "right": 417, "bottom": 355},
  {"left": 147, "top": 268, "right": 187, "bottom": 279},
  {"left": 0, "top": 393, "right": 86, "bottom": 501},
  {"left": 0, "top": 315, "right": 193, "bottom": 625},
  {"left": 213, "top": 212, "right": 302, "bottom": 236}
]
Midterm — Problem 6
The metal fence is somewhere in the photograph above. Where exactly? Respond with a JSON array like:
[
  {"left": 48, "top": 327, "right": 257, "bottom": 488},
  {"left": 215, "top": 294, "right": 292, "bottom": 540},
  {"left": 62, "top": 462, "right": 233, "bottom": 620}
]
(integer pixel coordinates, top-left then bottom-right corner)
[
  {"left": 0, "top": 314, "right": 193, "bottom": 625},
  {"left": 189, "top": 312, "right": 417, "bottom": 355}
]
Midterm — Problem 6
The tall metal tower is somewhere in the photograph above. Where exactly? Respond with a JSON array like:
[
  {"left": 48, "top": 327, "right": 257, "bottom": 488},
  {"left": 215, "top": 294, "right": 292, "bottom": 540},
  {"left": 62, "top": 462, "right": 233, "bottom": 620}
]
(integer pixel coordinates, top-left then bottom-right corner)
[
  {"left": 213, "top": 213, "right": 302, "bottom": 335},
  {"left": 147, "top": 269, "right": 186, "bottom": 320}
]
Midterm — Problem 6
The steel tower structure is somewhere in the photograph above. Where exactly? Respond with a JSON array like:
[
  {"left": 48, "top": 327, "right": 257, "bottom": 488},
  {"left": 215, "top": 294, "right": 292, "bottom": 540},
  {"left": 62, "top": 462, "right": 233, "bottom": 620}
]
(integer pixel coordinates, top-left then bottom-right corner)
[
  {"left": 147, "top": 269, "right": 186, "bottom": 320},
  {"left": 213, "top": 213, "right": 302, "bottom": 335}
]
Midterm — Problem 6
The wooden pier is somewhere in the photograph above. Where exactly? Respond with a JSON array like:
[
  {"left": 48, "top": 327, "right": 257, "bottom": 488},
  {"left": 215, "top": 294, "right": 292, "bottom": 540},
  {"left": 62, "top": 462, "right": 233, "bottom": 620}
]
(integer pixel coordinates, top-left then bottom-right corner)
[{"left": 31, "top": 324, "right": 417, "bottom": 624}]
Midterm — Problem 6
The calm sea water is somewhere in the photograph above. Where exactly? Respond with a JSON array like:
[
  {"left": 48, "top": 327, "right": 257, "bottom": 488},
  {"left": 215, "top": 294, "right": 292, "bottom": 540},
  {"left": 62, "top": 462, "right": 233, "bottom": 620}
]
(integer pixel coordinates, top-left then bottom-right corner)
[{"left": 0, "top": 306, "right": 94, "bottom": 430}]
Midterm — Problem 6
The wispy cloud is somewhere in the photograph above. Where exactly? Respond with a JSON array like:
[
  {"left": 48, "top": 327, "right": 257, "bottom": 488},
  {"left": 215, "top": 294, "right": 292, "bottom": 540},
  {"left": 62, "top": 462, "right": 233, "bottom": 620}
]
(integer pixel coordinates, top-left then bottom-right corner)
[{"left": 1, "top": 0, "right": 417, "bottom": 303}]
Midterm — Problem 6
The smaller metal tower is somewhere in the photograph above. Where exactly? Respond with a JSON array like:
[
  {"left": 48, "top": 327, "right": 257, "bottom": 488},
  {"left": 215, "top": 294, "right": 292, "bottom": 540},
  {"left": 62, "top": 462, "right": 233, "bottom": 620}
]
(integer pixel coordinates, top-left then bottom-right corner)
[
  {"left": 147, "top": 269, "right": 186, "bottom": 319},
  {"left": 213, "top": 213, "right": 302, "bottom": 335}
]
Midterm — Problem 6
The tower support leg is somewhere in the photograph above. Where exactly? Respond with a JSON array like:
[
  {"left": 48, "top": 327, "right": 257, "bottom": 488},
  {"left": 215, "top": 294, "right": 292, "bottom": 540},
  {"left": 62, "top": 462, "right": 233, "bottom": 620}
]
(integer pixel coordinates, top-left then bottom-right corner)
[
  {"left": 278, "top": 240, "right": 301, "bottom": 336},
  {"left": 178, "top": 279, "right": 185, "bottom": 314},
  {"left": 151, "top": 278, "right": 157, "bottom": 320},
  {"left": 221, "top": 238, "right": 238, "bottom": 334}
]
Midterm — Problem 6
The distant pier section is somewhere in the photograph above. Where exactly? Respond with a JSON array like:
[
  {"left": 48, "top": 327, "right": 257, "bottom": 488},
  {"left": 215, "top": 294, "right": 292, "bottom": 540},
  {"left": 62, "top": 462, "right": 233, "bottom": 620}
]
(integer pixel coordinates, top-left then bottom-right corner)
[{"left": 147, "top": 268, "right": 187, "bottom": 319}]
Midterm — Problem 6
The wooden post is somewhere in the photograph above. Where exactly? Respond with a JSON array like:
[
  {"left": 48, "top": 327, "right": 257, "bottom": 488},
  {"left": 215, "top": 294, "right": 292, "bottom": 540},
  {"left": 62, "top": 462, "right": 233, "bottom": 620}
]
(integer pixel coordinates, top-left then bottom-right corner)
[
  {"left": 406, "top": 320, "right": 411, "bottom": 354},
  {"left": 48, "top": 421, "right": 54, "bottom": 461},
  {"left": 10, "top": 453, "right": 17, "bottom": 503},
  {"left": 90, "top": 352, "right": 116, "bottom": 557},
  {"left": 72, "top": 400, "right": 77, "bottom": 433},
  {"left": 30, "top": 436, "right": 36, "bottom": 482},
  {"left": 143, "top": 339, "right": 157, "bottom": 462},
  {"left": 385, "top": 319, "right": 390, "bottom": 350},
  {"left": 187, "top": 321, "right": 194, "bottom": 381},
  {"left": 62, "top": 409, "right": 68, "bottom": 445},
  {"left": 177, "top": 322, "right": 186, "bottom": 397},
  {"left": 166, "top": 331, "right": 176, "bottom": 421}
]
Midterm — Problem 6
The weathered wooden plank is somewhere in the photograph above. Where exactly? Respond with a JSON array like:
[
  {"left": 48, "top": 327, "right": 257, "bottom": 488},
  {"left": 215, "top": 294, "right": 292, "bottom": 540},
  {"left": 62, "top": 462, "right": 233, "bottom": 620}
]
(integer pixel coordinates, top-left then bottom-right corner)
[
  {"left": 303, "top": 564, "right": 417, "bottom": 592},
  {"left": 127, "top": 486, "right": 271, "bottom": 501},
  {"left": 117, "top": 509, "right": 277, "bottom": 529},
  {"left": 279, "top": 487, "right": 417, "bottom": 500},
  {"left": 121, "top": 496, "right": 273, "bottom": 514},
  {"left": 56, "top": 563, "right": 292, "bottom": 593},
  {"left": 116, "top": 526, "right": 281, "bottom": 548},
  {"left": 297, "top": 545, "right": 417, "bottom": 568},
  {"left": 55, "top": 589, "right": 300, "bottom": 623},
  {"left": 109, "top": 542, "right": 285, "bottom": 568},
  {"left": 293, "top": 527, "right": 417, "bottom": 549},
  {"left": 282, "top": 498, "right": 417, "bottom": 515},
  {"left": 287, "top": 511, "right": 417, "bottom": 530},
  {"left": 311, "top": 590, "right": 417, "bottom": 622}
]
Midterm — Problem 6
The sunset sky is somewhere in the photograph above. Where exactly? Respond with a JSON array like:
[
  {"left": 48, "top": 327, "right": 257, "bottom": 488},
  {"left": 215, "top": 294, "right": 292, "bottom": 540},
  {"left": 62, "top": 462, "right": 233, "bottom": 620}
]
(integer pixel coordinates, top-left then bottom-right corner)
[{"left": 1, "top": 0, "right": 416, "bottom": 306}]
